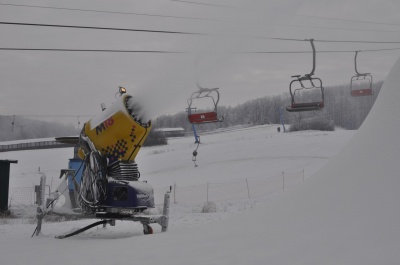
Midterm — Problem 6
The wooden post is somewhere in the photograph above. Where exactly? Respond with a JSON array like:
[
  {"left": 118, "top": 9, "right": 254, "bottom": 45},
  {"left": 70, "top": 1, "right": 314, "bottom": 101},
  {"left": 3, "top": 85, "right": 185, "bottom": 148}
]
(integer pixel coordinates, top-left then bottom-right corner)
[
  {"left": 173, "top": 182, "right": 177, "bottom": 204},
  {"left": 206, "top": 182, "right": 209, "bottom": 203},
  {"left": 246, "top": 178, "right": 250, "bottom": 199}
]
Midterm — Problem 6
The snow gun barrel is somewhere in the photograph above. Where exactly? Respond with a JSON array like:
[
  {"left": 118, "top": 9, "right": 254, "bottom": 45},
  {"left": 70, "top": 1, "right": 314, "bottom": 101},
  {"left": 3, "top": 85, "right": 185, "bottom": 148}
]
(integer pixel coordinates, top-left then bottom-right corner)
[{"left": 79, "top": 93, "right": 151, "bottom": 162}]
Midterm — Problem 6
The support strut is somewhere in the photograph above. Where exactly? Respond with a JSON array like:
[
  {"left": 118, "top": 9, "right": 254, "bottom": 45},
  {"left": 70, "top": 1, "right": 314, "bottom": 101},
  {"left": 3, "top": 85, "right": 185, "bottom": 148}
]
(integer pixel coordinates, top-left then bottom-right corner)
[{"left": 55, "top": 220, "right": 111, "bottom": 239}]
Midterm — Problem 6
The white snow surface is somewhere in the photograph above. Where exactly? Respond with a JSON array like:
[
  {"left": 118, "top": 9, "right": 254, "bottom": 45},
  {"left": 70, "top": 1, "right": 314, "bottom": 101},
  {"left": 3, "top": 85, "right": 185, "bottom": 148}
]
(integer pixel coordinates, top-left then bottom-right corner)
[{"left": 1, "top": 57, "right": 399, "bottom": 264}]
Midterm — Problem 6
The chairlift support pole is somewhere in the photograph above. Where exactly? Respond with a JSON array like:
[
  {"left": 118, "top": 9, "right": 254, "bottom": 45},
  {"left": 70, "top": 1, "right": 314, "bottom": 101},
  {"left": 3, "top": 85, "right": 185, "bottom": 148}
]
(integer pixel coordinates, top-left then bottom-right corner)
[
  {"left": 191, "top": 123, "right": 200, "bottom": 143},
  {"left": 350, "top": 51, "right": 373, "bottom": 96},
  {"left": 354, "top": 51, "right": 361, "bottom": 75},
  {"left": 308, "top": 39, "right": 316, "bottom": 77},
  {"left": 278, "top": 107, "right": 286, "bottom": 132}
]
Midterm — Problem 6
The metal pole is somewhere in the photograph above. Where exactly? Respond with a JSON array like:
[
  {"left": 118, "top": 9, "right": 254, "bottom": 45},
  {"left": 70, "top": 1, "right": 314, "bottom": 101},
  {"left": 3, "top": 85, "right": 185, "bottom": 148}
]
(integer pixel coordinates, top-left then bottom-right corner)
[
  {"left": 206, "top": 182, "right": 209, "bottom": 203},
  {"left": 173, "top": 182, "right": 177, "bottom": 204},
  {"left": 0, "top": 160, "right": 18, "bottom": 212},
  {"left": 161, "top": 191, "right": 170, "bottom": 232},
  {"left": 282, "top": 172, "right": 285, "bottom": 192},
  {"left": 246, "top": 178, "right": 250, "bottom": 199},
  {"left": 309, "top": 39, "right": 316, "bottom": 76},
  {"left": 191, "top": 123, "right": 200, "bottom": 144},
  {"left": 354, "top": 51, "right": 360, "bottom": 75}
]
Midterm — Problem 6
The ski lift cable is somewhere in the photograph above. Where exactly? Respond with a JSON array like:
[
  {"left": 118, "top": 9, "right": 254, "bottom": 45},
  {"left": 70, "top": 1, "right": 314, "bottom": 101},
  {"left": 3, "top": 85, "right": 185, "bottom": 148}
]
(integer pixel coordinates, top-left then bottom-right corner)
[
  {"left": 170, "top": 0, "right": 235, "bottom": 9},
  {"left": 0, "top": 21, "right": 210, "bottom": 36},
  {"left": 296, "top": 14, "right": 400, "bottom": 27},
  {"left": 1, "top": 47, "right": 400, "bottom": 54},
  {"left": 3, "top": 21, "right": 400, "bottom": 45},
  {"left": 279, "top": 24, "right": 400, "bottom": 34},
  {"left": 8, "top": 114, "right": 93, "bottom": 118},
  {"left": 0, "top": 3, "right": 219, "bottom": 21},
  {"left": 0, "top": 48, "right": 185, "bottom": 53},
  {"left": 5, "top": 3, "right": 400, "bottom": 34},
  {"left": 239, "top": 47, "right": 400, "bottom": 54}
]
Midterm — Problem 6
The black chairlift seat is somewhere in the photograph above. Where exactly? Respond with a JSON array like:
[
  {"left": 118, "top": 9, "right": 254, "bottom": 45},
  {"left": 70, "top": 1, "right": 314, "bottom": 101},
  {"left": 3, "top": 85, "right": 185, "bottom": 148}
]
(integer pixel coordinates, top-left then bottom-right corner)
[
  {"left": 286, "top": 39, "right": 325, "bottom": 113},
  {"left": 286, "top": 101, "right": 324, "bottom": 112},
  {"left": 286, "top": 75, "right": 324, "bottom": 112}
]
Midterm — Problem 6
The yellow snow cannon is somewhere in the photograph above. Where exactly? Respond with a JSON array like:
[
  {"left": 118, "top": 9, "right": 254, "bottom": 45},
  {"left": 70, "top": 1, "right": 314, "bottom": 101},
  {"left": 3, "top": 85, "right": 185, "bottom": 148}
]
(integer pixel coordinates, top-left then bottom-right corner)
[{"left": 79, "top": 89, "right": 151, "bottom": 164}]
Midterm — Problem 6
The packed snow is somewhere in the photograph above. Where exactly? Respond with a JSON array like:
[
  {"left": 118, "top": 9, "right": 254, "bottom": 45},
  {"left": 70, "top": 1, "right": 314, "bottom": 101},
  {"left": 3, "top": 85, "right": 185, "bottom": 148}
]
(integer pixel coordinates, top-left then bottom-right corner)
[{"left": 0, "top": 56, "right": 399, "bottom": 264}]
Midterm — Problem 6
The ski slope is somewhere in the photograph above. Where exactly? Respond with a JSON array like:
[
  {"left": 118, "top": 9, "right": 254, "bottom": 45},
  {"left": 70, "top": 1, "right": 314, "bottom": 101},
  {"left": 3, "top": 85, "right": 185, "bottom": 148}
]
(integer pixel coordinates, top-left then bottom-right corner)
[{"left": 0, "top": 56, "right": 399, "bottom": 264}]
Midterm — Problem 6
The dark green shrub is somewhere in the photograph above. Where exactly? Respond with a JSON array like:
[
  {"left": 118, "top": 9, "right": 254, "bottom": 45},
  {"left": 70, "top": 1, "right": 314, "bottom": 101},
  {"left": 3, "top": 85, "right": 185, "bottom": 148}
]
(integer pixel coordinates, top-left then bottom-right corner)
[
  {"left": 289, "top": 117, "right": 335, "bottom": 132},
  {"left": 143, "top": 129, "right": 168, "bottom": 146}
]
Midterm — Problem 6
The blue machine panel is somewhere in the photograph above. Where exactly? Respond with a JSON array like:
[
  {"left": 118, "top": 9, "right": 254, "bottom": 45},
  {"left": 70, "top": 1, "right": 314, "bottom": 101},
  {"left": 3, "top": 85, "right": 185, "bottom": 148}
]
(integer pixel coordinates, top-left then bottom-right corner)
[{"left": 67, "top": 158, "right": 84, "bottom": 191}]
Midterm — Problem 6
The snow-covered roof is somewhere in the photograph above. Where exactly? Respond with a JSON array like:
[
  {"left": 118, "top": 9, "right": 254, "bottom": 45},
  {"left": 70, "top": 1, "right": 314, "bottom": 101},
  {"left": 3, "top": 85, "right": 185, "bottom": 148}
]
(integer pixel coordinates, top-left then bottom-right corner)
[{"left": 155, "top": 127, "right": 185, "bottom": 132}]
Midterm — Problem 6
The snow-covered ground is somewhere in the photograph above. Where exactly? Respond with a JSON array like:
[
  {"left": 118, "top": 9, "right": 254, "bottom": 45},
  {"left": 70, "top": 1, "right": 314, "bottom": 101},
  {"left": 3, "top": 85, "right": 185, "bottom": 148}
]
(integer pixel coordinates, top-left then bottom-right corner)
[
  {"left": 0, "top": 56, "right": 399, "bottom": 264},
  {"left": 1, "top": 124, "right": 354, "bottom": 227},
  {"left": 0, "top": 125, "right": 355, "bottom": 264}
]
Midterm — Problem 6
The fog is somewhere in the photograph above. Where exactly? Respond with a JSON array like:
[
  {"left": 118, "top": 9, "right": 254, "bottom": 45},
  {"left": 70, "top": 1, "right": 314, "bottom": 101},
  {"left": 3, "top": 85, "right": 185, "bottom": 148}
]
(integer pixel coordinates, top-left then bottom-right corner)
[{"left": 0, "top": 0, "right": 399, "bottom": 123}]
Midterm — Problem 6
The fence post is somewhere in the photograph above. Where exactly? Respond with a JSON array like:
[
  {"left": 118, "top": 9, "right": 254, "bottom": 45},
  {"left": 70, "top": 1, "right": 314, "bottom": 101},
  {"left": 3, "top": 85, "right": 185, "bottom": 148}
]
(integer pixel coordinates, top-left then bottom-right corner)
[
  {"left": 206, "top": 182, "right": 209, "bottom": 203},
  {"left": 246, "top": 178, "right": 250, "bottom": 199},
  {"left": 173, "top": 182, "right": 177, "bottom": 204},
  {"left": 282, "top": 172, "right": 285, "bottom": 192}
]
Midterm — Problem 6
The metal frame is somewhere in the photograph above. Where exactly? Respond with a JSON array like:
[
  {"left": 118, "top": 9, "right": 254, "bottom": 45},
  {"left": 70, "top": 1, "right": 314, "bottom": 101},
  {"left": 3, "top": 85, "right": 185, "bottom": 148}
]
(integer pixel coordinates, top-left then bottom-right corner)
[
  {"left": 286, "top": 39, "right": 324, "bottom": 112},
  {"left": 350, "top": 51, "right": 373, "bottom": 97},
  {"left": 34, "top": 173, "right": 170, "bottom": 238},
  {"left": 187, "top": 84, "right": 224, "bottom": 124}
]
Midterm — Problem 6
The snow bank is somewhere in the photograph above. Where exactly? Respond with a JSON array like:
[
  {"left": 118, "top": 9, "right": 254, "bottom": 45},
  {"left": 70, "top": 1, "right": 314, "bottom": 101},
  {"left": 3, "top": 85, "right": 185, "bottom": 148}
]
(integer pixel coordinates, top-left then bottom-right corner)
[{"left": 1, "top": 58, "right": 398, "bottom": 265}]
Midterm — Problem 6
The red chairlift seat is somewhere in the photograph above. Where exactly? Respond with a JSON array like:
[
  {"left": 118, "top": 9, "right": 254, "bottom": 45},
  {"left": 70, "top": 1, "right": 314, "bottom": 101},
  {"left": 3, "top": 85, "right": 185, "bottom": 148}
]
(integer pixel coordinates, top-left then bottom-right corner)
[
  {"left": 187, "top": 86, "right": 223, "bottom": 124},
  {"left": 350, "top": 51, "right": 373, "bottom": 97},
  {"left": 188, "top": 111, "right": 220, "bottom": 124},
  {"left": 350, "top": 74, "right": 373, "bottom": 97},
  {"left": 350, "top": 88, "right": 373, "bottom": 97}
]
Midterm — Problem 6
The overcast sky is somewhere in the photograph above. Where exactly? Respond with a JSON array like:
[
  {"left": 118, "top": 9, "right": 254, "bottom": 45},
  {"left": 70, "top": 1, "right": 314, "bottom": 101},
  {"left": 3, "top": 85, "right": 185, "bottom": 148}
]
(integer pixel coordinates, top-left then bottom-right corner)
[{"left": 1, "top": 0, "right": 400, "bottom": 127}]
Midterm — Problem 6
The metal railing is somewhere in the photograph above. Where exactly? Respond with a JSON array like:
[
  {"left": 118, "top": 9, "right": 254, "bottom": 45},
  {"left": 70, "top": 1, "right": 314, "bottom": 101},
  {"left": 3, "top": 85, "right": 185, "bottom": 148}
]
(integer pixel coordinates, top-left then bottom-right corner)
[{"left": 0, "top": 141, "right": 75, "bottom": 152}]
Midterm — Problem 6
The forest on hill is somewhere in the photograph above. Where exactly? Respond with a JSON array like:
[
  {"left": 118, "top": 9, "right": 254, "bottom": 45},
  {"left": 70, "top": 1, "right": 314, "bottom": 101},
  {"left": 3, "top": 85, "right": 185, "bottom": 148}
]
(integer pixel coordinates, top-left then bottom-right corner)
[
  {"left": 0, "top": 81, "right": 382, "bottom": 141},
  {"left": 0, "top": 116, "right": 79, "bottom": 142},
  {"left": 155, "top": 82, "right": 383, "bottom": 132}
]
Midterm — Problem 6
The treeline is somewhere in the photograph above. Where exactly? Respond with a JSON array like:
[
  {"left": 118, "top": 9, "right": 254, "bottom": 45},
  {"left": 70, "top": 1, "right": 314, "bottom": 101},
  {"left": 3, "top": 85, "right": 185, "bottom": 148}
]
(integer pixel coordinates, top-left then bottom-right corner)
[
  {"left": 0, "top": 116, "right": 79, "bottom": 142},
  {"left": 154, "top": 82, "right": 383, "bottom": 131},
  {"left": 0, "top": 82, "right": 382, "bottom": 141}
]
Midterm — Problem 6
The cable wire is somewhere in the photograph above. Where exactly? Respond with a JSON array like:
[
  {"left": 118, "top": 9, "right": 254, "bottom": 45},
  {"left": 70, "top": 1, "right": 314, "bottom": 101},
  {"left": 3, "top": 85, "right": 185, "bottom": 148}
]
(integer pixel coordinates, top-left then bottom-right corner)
[
  {"left": 0, "top": 48, "right": 185, "bottom": 53},
  {"left": 0, "top": 21, "right": 209, "bottom": 35},
  {"left": 2, "top": 47, "right": 400, "bottom": 54},
  {"left": 3, "top": 21, "right": 400, "bottom": 44},
  {"left": 279, "top": 24, "right": 400, "bottom": 34},
  {"left": 0, "top": 3, "right": 218, "bottom": 21},
  {"left": 170, "top": 0, "right": 235, "bottom": 8},
  {"left": 296, "top": 14, "right": 400, "bottom": 27},
  {"left": 240, "top": 47, "right": 400, "bottom": 54}
]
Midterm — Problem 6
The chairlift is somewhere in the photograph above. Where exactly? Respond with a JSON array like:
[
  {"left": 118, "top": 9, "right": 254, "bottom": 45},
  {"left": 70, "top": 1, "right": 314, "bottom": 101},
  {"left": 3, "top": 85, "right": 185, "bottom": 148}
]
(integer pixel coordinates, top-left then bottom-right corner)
[
  {"left": 187, "top": 84, "right": 224, "bottom": 124},
  {"left": 186, "top": 84, "right": 223, "bottom": 167},
  {"left": 350, "top": 51, "right": 373, "bottom": 97},
  {"left": 286, "top": 39, "right": 325, "bottom": 112}
]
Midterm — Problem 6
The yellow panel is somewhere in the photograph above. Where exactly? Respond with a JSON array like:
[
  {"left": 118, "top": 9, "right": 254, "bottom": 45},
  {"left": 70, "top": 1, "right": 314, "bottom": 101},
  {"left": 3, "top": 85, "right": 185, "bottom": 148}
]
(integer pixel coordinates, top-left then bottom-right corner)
[{"left": 80, "top": 95, "right": 151, "bottom": 163}]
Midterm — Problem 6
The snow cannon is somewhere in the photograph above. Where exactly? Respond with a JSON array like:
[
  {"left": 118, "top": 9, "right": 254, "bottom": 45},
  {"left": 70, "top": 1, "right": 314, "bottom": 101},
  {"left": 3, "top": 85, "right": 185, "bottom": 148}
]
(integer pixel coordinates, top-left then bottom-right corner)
[
  {"left": 79, "top": 92, "right": 151, "bottom": 163},
  {"left": 33, "top": 87, "right": 170, "bottom": 238},
  {"left": 78, "top": 88, "right": 156, "bottom": 211}
]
